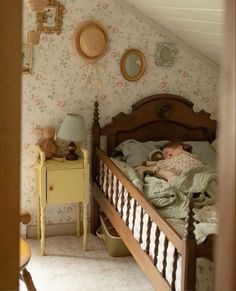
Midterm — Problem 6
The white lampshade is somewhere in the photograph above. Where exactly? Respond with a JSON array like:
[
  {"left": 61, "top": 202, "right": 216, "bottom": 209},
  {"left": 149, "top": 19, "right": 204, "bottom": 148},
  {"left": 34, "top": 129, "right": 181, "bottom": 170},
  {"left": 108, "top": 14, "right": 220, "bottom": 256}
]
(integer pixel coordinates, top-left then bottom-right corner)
[{"left": 57, "top": 113, "right": 86, "bottom": 143}]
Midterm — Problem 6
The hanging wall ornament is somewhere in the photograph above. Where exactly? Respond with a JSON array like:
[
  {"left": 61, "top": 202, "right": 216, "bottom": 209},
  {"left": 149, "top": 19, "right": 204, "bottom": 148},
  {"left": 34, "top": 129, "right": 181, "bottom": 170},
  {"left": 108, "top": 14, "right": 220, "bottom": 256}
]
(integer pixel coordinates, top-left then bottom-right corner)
[
  {"left": 73, "top": 19, "right": 109, "bottom": 89},
  {"left": 73, "top": 19, "right": 109, "bottom": 64},
  {"left": 155, "top": 42, "right": 178, "bottom": 67},
  {"left": 27, "top": 30, "right": 41, "bottom": 45}
]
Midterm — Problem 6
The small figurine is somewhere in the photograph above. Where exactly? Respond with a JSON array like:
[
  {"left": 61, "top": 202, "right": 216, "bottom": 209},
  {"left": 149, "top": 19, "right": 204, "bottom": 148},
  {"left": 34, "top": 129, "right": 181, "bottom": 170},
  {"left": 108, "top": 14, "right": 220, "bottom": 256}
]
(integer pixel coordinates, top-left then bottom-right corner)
[{"left": 33, "top": 127, "right": 62, "bottom": 159}]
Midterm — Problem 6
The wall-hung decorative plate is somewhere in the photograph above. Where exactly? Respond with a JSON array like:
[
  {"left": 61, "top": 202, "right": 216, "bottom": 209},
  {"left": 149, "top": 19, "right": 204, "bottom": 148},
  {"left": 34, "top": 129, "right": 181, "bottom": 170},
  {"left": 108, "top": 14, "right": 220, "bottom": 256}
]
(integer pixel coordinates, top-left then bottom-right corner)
[{"left": 155, "top": 42, "right": 177, "bottom": 67}]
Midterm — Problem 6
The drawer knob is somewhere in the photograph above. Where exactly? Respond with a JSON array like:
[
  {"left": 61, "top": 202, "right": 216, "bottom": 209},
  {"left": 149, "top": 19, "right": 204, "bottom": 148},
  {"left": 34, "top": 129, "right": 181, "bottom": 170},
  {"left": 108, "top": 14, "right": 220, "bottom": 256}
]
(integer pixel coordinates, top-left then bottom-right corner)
[{"left": 49, "top": 186, "right": 54, "bottom": 191}]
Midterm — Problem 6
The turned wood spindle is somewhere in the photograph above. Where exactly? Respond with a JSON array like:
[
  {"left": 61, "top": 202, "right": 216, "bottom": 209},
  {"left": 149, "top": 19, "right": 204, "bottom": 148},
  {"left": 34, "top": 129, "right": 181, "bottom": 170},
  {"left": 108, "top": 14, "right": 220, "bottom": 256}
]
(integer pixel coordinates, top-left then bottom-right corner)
[
  {"left": 171, "top": 248, "right": 178, "bottom": 291},
  {"left": 145, "top": 217, "right": 152, "bottom": 254},
  {"left": 125, "top": 193, "right": 131, "bottom": 226},
  {"left": 181, "top": 198, "right": 197, "bottom": 291},
  {"left": 139, "top": 208, "right": 144, "bottom": 244},
  {"left": 153, "top": 225, "right": 160, "bottom": 266},
  {"left": 105, "top": 167, "right": 109, "bottom": 198},
  {"left": 115, "top": 178, "right": 119, "bottom": 210},
  {"left": 162, "top": 236, "right": 169, "bottom": 278},
  {"left": 120, "top": 185, "right": 125, "bottom": 219},
  {"left": 131, "top": 200, "right": 137, "bottom": 235},
  {"left": 92, "top": 101, "right": 100, "bottom": 181}
]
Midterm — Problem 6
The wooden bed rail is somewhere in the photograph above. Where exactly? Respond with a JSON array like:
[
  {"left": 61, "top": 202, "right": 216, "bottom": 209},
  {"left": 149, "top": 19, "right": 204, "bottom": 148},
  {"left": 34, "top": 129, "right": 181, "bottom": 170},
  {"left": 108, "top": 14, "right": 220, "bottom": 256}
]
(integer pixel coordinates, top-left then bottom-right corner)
[
  {"left": 94, "top": 148, "right": 179, "bottom": 290},
  {"left": 94, "top": 146, "right": 202, "bottom": 290},
  {"left": 95, "top": 146, "right": 183, "bottom": 251},
  {"left": 93, "top": 146, "right": 215, "bottom": 290}
]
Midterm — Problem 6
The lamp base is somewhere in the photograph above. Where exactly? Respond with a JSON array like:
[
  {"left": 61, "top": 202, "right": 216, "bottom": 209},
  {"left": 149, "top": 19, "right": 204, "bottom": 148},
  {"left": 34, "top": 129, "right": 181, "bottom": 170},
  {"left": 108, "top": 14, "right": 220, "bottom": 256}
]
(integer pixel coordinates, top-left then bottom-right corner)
[{"left": 66, "top": 141, "right": 78, "bottom": 161}]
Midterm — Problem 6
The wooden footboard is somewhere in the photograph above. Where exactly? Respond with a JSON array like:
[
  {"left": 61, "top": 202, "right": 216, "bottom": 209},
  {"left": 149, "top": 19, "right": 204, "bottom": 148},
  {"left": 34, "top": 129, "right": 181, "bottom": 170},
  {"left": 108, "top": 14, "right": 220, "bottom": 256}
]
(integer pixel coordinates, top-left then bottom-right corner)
[{"left": 92, "top": 147, "right": 215, "bottom": 290}]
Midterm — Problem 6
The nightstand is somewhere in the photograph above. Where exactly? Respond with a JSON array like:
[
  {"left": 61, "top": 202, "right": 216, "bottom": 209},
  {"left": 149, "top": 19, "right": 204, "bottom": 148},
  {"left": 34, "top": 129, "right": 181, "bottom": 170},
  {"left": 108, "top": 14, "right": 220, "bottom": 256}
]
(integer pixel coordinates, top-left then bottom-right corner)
[{"left": 35, "top": 147, "right": 89, "bottom": 255}]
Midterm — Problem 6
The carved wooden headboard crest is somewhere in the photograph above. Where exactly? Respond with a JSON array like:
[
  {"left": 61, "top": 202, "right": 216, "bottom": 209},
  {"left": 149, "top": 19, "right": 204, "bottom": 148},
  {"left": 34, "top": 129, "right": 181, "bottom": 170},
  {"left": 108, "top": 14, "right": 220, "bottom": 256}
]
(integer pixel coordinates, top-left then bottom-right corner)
[{"left": 92, "top": 94, "right": 216, "bottom": 154}]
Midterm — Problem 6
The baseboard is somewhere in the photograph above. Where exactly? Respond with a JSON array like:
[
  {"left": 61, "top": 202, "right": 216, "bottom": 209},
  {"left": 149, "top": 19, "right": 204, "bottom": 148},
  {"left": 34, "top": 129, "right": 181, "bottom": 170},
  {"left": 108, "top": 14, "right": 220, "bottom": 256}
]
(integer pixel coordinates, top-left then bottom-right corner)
[{"left": 27, "top": 221, "right": 90, "bottom": 239}]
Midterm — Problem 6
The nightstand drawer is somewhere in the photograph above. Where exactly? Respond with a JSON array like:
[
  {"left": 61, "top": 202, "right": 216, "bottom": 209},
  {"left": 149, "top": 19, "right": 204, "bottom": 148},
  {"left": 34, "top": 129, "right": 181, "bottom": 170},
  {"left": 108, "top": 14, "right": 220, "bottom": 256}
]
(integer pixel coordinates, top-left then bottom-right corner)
[{"left": 47, "top": 169, "right": 83, "bottom": 204}]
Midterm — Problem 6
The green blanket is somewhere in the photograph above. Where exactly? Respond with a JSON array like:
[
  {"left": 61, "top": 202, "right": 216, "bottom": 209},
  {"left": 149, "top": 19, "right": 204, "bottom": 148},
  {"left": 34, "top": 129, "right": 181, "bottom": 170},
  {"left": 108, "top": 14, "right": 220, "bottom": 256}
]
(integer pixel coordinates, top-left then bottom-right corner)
[{"left": 112, "top": 159, "right": 216, "bottom": 219}]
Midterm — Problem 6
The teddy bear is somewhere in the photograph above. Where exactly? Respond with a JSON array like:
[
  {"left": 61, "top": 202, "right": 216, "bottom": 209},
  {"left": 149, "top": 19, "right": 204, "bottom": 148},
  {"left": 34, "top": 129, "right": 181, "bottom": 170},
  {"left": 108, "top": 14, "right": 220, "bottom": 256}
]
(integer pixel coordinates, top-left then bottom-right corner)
[{"left": 34, "top": 127, "right": 61, "bottom": 159}]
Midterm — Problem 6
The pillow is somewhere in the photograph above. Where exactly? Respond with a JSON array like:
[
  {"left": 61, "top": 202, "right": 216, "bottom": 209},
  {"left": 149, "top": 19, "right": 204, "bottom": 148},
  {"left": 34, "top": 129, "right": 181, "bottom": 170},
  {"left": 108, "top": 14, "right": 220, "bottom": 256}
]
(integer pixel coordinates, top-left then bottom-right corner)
[
  {"left": 115, "top": 139, "right": 217, "bottom": 167},
  {"left": 114, "top": 139, "right": 168, "bottom": 167},
  {"left": 186, "top": 141, "right": 217, "bottom": 167}
]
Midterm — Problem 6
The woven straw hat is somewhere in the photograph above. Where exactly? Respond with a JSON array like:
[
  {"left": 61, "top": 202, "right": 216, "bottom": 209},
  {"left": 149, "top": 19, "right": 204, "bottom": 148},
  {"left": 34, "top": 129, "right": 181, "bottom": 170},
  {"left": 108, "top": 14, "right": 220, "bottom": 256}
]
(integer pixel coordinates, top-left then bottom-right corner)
[{"left": 73, "top": 19, "right": 109, "bottom": 63}]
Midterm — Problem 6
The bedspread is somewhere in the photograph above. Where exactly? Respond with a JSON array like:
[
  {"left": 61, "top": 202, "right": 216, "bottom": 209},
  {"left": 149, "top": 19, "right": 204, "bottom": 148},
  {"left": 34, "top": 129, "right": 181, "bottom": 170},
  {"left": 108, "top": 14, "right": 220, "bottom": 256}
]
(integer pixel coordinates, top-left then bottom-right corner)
[{"left": 112, "top": 159, "right": 216, "bottom": 220}]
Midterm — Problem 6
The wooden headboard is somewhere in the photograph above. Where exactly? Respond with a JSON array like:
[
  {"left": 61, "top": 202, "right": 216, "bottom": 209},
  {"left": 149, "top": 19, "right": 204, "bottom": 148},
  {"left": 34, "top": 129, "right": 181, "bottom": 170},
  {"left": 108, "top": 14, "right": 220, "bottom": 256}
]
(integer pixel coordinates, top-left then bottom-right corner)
[{"left": 92, "top": 94, "right": 216, "bottom": 155}]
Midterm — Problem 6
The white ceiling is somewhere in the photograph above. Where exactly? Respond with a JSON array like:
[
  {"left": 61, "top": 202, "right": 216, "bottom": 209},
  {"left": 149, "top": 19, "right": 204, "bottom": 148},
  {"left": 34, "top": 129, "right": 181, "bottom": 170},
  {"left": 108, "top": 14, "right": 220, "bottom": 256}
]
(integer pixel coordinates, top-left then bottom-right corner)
[{"left": 123, "top": 0, "right": 225, "bottom": 65}]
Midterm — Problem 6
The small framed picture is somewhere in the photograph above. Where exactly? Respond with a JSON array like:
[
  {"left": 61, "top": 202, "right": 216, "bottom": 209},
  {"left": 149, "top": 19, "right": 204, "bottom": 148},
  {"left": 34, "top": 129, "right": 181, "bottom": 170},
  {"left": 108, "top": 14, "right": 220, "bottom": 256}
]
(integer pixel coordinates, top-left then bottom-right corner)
[
  {"left": 155, "top": 42, "right": 178, "bottom": 67},
  {"left": 22, "top": 44, "right": 33, "bottom": 74},
  {"left": 36, "top": 0, "right": 64, "bottom": 34}
]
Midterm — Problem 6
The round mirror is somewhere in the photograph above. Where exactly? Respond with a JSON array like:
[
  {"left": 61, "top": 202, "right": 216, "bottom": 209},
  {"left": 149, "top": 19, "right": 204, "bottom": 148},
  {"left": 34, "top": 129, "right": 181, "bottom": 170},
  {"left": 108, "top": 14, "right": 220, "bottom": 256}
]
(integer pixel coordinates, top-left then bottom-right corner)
[{"left": 120, "top": 49, "right": 146, "bottom": 82}]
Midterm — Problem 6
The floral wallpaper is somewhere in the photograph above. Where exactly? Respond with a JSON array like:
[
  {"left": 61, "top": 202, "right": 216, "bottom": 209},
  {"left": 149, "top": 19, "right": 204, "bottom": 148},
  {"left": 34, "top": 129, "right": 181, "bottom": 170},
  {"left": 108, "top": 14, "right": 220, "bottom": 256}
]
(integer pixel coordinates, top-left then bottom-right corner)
[{"left": 22, "top": 0, "right": 219, "bottom": 226}]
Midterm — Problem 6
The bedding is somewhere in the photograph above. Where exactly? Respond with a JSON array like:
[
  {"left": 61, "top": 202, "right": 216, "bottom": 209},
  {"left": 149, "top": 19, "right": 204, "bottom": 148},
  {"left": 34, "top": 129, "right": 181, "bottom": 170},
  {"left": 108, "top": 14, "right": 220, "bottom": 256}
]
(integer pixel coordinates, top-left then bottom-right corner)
[
  {"left": 114, "top": 139, "right": 217, "bottom": 167},
  {"left": 112, "top": 158, "right": 216, "bottom": 219},
  {"left": 186, "top": 141, "right": 217, "bottom": 167},
  {"left": 151, "top": 151, "right": 203, "bottom": 176}
]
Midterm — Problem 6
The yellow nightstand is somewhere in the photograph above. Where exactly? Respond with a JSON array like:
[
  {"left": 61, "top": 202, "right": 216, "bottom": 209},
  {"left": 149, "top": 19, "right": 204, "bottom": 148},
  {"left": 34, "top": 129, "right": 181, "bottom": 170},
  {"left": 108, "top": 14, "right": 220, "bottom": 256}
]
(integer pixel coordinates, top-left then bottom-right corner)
[{"left": 35, "top": 147, "right": 89, "bottom": 255}]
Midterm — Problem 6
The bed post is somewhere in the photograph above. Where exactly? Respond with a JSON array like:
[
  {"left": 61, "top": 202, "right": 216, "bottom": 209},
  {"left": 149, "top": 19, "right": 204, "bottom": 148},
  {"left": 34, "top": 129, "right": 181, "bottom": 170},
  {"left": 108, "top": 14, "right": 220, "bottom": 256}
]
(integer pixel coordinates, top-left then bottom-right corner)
[
  {"left": 181, "top": 198, "right": 197, "bottom": 291},
  {"left": 91, "top": 101, "right": 101, "bottom": 234}
]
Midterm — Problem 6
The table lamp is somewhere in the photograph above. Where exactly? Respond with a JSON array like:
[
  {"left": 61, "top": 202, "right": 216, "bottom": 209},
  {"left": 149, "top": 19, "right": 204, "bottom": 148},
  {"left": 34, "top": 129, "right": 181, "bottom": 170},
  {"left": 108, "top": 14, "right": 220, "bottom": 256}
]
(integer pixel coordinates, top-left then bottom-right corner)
[{"left": 57, "top": 113, "right": 86, "bottom": 160}]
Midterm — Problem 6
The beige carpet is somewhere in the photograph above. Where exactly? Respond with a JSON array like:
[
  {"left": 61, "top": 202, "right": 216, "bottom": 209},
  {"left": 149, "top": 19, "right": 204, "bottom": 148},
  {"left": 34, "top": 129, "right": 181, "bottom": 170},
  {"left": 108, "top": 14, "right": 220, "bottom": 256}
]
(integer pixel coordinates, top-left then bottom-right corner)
[{"left": 20, "top": 234, "right": 154, "bottom": 291}]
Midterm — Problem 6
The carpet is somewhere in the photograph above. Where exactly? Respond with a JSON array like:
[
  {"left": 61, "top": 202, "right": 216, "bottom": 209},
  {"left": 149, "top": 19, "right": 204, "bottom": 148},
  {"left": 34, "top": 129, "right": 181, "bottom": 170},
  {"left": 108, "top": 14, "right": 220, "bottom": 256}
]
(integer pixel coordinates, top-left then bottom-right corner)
[{"left": 20, "top": 234, "right": 154, "bottom": 291}]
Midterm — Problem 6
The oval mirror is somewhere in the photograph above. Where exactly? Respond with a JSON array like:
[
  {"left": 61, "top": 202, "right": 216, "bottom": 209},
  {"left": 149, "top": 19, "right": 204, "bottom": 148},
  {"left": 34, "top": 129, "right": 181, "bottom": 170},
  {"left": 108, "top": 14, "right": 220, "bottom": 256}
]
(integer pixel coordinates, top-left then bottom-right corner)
[{"left": 120, "top": 49, "right": 146, "bottom": 82}]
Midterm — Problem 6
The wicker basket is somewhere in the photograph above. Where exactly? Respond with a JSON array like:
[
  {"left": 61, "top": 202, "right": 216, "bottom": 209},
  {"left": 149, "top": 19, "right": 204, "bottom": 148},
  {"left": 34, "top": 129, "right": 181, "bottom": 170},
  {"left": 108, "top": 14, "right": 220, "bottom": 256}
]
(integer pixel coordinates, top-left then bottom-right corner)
[{"left": 97, "top": 213, "right": 131, "bottom": 257}]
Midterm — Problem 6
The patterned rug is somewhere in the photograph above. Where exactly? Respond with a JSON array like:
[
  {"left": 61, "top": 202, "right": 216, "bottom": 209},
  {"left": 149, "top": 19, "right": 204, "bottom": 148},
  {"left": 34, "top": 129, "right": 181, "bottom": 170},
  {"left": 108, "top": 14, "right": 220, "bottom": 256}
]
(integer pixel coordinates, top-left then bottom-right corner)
[{"left": 20, "top": 234, "right": 154, "bottom": 291}]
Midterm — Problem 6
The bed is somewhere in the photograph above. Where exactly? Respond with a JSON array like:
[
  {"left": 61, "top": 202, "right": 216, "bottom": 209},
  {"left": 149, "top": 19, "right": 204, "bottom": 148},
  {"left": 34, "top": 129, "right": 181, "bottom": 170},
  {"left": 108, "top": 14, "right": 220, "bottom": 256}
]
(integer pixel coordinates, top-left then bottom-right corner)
[{"left": 91, "top": 93, "right": 217, "bottom": 291}]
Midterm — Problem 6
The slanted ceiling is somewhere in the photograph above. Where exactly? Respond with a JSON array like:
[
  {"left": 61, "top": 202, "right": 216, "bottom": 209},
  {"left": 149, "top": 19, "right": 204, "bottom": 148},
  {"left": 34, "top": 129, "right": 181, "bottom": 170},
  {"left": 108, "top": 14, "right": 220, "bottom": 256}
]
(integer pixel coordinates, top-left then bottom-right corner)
[{"left": 123, "top": 0, "right": 224, "bottom": 66}]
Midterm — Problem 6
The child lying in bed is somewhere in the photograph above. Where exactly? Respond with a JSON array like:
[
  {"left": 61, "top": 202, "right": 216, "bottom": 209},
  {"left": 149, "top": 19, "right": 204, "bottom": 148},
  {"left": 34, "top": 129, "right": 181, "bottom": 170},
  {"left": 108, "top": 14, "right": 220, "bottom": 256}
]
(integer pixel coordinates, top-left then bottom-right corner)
[{"left": 135, "top": 142, "right": 203, "bottom": 182}]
